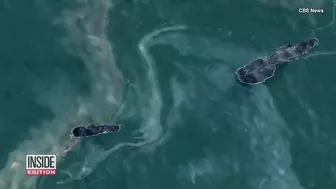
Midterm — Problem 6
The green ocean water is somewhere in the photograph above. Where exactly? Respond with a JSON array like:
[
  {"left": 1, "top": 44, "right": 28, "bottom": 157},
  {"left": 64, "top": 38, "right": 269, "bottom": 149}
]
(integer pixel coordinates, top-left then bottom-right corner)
[{"left": 1, "top": 0, "right": 336, "bottom": 189}]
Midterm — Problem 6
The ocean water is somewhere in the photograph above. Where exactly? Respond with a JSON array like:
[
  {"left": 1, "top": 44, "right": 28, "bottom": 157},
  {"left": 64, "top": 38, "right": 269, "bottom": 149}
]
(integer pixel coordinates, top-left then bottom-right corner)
[{"left": 1, "top": 0, "right": 336, "bottom": 189}]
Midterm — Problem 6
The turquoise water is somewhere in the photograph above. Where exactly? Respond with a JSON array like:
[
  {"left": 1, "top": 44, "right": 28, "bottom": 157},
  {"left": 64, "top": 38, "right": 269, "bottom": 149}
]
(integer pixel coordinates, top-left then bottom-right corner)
[{"left": 1, "top": 0, "right": 336, "bottom": 188}]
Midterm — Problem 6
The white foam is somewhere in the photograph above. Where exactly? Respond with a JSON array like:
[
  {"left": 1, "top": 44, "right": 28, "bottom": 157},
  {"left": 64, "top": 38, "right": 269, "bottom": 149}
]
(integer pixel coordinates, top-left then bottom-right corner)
[
  {"left": 56, "top": 26, "right": 193, "bottom": 181},
  {"left": 93, "top": 27, "right": 305, "bottom": 189},
  {"left": 0, "top": 0, "right": 123, "bottom": 188},
  {"left": 315, "top": 1, "right": 336, "bottom": 31},
  {"left": 177, "top": 155, "right": 230, "bottom": 184},
  {"left": 136, "top": 25, "right": 188, "bottom": 146}
]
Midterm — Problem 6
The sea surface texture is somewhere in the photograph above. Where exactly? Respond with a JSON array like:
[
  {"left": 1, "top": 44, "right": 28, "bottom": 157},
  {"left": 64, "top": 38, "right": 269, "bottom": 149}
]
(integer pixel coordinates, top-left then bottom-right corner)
[{"left": 1, "top": 0, "right": 336, "bottom": 189}]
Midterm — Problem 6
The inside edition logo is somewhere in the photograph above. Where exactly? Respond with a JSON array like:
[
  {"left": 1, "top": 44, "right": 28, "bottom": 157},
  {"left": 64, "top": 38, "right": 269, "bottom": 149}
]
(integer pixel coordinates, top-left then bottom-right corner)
[{"left": 26, "top": 155, "right": 56, "bottom": 176}]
